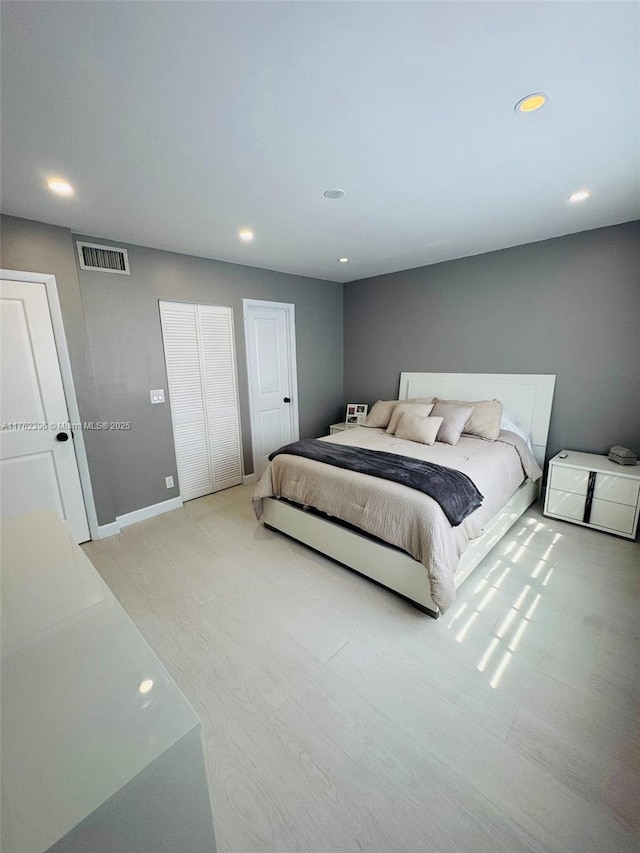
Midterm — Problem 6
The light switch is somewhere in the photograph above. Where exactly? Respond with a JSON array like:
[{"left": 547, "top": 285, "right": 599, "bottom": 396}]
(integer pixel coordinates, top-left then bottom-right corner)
[{"left": 150, "top": 389, "right": 165, "bottom": 404}]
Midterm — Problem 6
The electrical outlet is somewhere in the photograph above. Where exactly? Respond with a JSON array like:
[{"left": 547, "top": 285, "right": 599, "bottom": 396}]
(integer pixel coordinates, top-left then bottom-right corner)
[
  {"left": 150, "top": 389, "right": 165, "bottom": 404},
  {"left": 165, "top": 475, "right": 174, "bottom": 489}
]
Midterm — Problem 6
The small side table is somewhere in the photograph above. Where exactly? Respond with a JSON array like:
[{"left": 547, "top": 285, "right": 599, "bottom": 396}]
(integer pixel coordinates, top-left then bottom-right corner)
[
  {"left": 329, "top": 422, "right": 359, "bottom": 435},
  {"left": 544, "top": 450, "right": 640, "bottom": 539}
]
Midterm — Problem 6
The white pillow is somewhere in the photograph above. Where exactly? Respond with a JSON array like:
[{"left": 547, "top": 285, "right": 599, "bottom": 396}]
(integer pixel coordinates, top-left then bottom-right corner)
[
  {"left": 394, "top": 414, "right": 443, "bottom": 446},
  {"left": 500, "top": 410, "right": 533, "bottom": 451}
]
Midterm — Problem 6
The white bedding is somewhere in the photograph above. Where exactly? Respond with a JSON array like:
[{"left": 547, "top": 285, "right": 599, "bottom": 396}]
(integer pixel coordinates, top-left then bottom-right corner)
[{"left": 253, "top": 427, "right": 541, "bottom": 612}]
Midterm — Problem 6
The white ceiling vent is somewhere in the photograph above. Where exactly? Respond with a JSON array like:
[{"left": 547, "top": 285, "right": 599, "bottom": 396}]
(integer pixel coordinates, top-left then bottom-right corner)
[{"left": 76, "top": 241, "right": 130, "bottom": 274}]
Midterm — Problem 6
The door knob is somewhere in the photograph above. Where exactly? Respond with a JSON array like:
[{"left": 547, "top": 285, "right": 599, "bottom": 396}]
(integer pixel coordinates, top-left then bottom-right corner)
[
  {"left": 56, "top": 432, "right": 70, "bottom": 442},
  {"left": 283, "top": 397, "right": 291, "bottom": 403}
]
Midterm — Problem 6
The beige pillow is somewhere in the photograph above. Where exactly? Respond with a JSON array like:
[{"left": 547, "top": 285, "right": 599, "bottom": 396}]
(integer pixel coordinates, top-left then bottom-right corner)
[
  {"left": 406, "top": 397, "right": 436, "bottom": 404},
  {"left": 431, "top": 403, "right": 473, "bottom": 445},
  {"left": 362, "top": 400, "right": 398, "bottom": 429},
  {"left": 386, "top": 402, "right": 434, "bottom": 435},
  {"left": 436, "top": 398, "right": 503, "bottom": 441},
  {"left": 394, "top": 414, "right": 443, "bottom": 446}
]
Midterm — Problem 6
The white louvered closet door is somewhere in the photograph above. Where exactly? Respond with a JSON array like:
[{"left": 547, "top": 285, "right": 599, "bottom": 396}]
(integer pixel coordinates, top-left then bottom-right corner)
[
  {"left": 198, "top": 305, "right": 243, "bottom": 490},
  {"left": 160, "top": 302, "right": 242, "bottom": 501}
]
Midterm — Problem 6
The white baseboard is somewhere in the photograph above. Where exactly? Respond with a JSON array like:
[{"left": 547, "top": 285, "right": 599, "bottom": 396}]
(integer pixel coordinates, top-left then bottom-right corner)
[
  {"left": 93, "top": 521, "right": 121, "bottom": 540},
  {"left": 242, "top": 474, "right": 257, "bottom": 485},
  {"left": 117, "top": 496, "right": 184, "bottom": 529},
  {"left": 91, "top": 496, "right": 184, "bottom": 539}
]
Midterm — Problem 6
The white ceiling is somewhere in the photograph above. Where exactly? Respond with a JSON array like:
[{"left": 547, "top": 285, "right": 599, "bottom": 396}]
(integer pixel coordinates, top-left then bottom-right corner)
[{"left": 1, "top": 1, "right": 638, "bottom": 283}]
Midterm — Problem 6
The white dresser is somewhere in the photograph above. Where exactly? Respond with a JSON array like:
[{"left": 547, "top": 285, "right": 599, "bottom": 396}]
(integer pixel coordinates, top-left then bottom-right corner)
[
  {"left": 1, "top": 510, "right": 217, "bottom": 853},
  {"left": 544, "top": 451, "right": 640, "bottom": 539}
]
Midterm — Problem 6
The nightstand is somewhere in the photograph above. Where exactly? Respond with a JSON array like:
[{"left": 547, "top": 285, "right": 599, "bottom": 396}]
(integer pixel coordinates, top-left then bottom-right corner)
[
  {"left": 544, "top": 450, "right": 640, "bottom": 539},
  {"left": 329, "top": 422, "right": 359, "bottom": 434}
]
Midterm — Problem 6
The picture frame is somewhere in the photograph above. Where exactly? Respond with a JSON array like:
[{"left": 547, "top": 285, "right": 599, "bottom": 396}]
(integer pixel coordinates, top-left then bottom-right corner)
[{"left": 345, "top": 403, "right": 368, "bottom": 425}]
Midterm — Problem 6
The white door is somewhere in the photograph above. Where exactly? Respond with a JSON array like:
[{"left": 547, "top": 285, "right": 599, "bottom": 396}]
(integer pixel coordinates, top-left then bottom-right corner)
[
  {"left": 244, "top": 300, "right": 299, "bottom": 478},
  {"left": 160, "top": 301, "right": 242, "bottom": 501},
  {"left": 0, "top": 279, "right": 90, "bottom": 542}
]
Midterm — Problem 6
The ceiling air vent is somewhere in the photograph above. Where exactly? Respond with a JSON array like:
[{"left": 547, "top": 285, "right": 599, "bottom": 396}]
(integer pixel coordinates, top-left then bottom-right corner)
[{"left": 76, "top": 241, "right": 130, "bottom": 275}]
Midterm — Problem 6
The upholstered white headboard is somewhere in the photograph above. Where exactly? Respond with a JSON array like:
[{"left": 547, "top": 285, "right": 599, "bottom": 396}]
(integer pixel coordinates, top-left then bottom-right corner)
[{"left": 398, "top": 372, "right": 556, "bottom": 466}]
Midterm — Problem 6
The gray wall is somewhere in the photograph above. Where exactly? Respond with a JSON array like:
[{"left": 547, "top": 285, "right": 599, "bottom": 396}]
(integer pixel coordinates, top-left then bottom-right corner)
[
  {"left": 344, "top": 221, "right": 640, "bottom": 458},
  {"left": 1, "top": 215, "right": 344, "bottom": 525},
  {"left": 74, "top": 234, "right": 344, "bottom": 520}
]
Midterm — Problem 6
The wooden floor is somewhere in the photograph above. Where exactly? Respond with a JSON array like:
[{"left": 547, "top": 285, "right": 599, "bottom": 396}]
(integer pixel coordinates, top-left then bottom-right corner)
[{"left": 83, "top": 485, "right": 640, "bottom": 853}]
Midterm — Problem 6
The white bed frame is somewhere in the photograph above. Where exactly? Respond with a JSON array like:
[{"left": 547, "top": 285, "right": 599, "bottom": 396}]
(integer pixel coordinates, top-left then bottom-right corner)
[{"left": 262, "top": 373, "right": 556, "bottom": 617}]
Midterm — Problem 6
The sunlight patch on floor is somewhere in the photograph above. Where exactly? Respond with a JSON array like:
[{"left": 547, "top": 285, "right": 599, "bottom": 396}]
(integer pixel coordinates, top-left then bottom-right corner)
[{"left": 444, "top": 513, "right": 563, "bottom": 687}]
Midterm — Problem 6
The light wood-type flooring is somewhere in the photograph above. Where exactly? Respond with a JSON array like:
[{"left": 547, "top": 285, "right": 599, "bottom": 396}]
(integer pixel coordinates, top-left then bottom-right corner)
[{"left": 83, "top": 485, "right": 640, "bottom": 853}]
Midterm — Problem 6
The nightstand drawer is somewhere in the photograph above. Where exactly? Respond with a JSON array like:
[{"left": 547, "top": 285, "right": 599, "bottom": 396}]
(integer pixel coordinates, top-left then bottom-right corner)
[
  {"left": 549, "top": 466, "right": 589, "bottom": 496},
  {"left": 590, "top": 498, "right": 636, "bottom": 535},
  {"left": 547, "top": 488, "right": 586, "bottom": 522},
  {"left": 593, "top": 473, "right": 640, "bottom": 506}
]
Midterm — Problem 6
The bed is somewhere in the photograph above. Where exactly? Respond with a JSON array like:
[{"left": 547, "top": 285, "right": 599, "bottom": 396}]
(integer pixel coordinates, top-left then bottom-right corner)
[{"left": 253, "top": 372, "right": 556, "bottom": 617}]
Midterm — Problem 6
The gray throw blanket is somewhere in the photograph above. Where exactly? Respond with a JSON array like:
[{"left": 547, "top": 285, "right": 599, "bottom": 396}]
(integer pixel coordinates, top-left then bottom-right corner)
[{"left": 269, "top": 439, "right": 483, "bottom": 526}]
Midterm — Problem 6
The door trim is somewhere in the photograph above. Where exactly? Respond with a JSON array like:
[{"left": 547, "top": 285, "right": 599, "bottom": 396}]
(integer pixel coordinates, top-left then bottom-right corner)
[
  {"left": 1, "top": 269, "right": 98, "bottom": 540},
  {"left": 243, "top": 299, "right": 299, "bottom": 477}
]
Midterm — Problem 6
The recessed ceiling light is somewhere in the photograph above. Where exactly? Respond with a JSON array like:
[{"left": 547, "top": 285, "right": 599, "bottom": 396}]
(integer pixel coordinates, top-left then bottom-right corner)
[
  {"left": 323, "top": 189, "right": 345, "bottom": 199},
  {"left": 514, "top": 92, "right": 548, "bottom": 114},
  {"left": 238, "top": 228, "right": 254, "bottom": 242},
  {"left": 138, "top": 679, "right": 154, "bottom": 694},
  {"left": 338, "top": 257, "right": 349, "bottom": 263},
  {"left": 46, "top": 177, "right": 74, "bottom": 196},
  {"left": 567, "top": 189, "right": 590, "bottom": 204}
]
